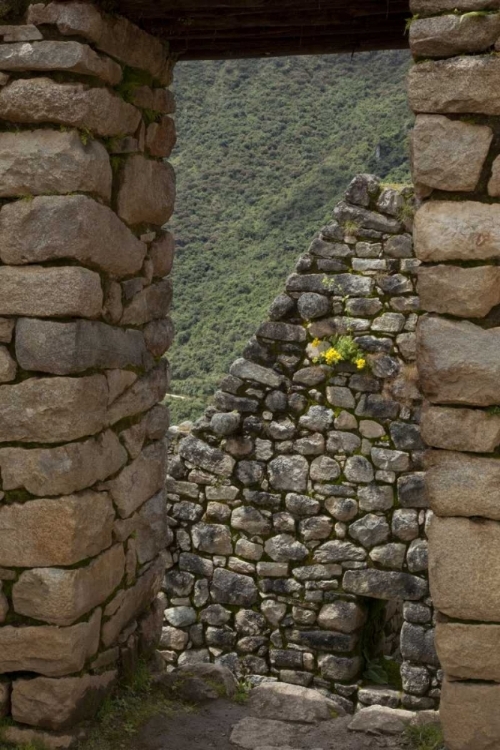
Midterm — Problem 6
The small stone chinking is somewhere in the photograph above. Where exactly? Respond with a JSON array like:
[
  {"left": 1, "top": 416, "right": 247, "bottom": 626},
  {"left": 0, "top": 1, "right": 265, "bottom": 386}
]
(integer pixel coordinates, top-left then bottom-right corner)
[
  {"left": 0, "top": 2, "right": 175, "bottom": 746},
  {"left": 165, "top": 174, "right": 440, "bottom": 716},
  {"left": 408, "top": 2, "right": 500, "bottom": 749}
]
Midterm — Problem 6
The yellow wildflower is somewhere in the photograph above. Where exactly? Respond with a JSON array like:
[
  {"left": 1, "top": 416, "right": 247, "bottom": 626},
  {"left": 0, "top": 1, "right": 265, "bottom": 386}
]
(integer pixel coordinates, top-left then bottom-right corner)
[
  {"left": 324, "top": 347, "right": 342, "bottom": 366},
  {"left": 311, "top": 338, "right": 322, "bottom": 348},
  {"left": 355, "top": 357, "right": 366, "bottom": 370}
]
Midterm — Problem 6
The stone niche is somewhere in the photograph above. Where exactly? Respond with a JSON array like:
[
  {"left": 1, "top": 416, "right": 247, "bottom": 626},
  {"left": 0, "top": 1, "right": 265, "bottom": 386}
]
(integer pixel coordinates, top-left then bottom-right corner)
[{"left": 165, "top": 175, "right": 438, "bottom": 714}]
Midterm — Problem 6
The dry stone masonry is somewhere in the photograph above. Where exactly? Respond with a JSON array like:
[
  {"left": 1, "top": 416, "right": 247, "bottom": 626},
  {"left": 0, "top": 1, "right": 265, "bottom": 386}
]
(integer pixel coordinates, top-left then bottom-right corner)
[
  {"left": 165, "top": 177, "right": 439, "bottom": 715},
  {"left": 408, "top": 4, "right": 500, "bottom": 748},
  {"left": 0, "top": 2, "right": 174, "bottom": 745}
]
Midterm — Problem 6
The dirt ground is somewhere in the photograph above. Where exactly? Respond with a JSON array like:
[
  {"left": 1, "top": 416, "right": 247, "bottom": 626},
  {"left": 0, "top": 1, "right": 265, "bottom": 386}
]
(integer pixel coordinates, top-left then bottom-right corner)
[{"left": 134, "top": 699, "right": 417, "bottom": 750}]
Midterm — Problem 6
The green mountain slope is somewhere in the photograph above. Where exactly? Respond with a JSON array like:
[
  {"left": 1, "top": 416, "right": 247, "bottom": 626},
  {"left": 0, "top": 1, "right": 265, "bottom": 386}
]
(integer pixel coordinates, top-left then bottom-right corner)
[{"left": 168, "top": 50, "right": 413, "bottom": 423}]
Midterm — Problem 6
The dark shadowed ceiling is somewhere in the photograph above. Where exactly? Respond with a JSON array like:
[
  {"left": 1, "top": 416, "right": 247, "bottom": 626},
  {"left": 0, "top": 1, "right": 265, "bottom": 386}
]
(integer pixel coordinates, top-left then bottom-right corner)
[{"left": 104, "top": 1, "right": 410, "bottom": 60}]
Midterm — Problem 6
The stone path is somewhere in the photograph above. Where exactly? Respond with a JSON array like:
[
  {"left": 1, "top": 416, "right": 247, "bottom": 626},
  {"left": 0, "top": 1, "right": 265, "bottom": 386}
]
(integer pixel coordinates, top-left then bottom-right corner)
[{"left": 136, "top": 667, "right": 440, "bottom": 750}]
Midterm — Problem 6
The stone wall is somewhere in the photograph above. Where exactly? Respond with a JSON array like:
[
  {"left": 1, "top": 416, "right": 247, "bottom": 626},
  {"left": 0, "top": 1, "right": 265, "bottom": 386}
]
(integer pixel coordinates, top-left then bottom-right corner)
[
  {"left": 408, "top": 5, "right": 500, "bottom": 749},
  {"left": 165, "top": 176, "right": 439, "bottom": 714},
  {"left": 0, "top": 3, "right": 174, "bottom": 745}
]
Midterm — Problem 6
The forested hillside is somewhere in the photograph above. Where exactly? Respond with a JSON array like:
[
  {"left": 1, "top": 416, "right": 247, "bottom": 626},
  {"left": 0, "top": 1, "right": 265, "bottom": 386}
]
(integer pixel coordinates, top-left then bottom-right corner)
[{"left": 168, "top": 50, "right": 413, "bottom": 423}]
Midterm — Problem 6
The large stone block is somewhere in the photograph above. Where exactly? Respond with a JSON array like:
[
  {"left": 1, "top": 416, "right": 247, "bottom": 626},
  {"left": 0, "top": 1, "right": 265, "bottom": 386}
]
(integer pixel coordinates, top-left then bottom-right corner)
[
  {"left": 116, "top": 155, "right": 175, "bottom": 226},
  {"left": 411, "top": 0, "right": 500, "bottom": 12},
  {"left": 0, "top": 266, "right": 102, "bottom": 318},
  {"left": 0, "top": 195, "right": 146, "bottom": 276},
  {"left": 426, "top": 451, "right": 500, "bottom": 520},
  {"left": 179, "top": 435, "right": 235, "bottom": 477},
  {"left": 13, "top": 544, "right": 125, "bottom": 626},
  {"left": 409, "top": 14, "right": 500, "bottom": 58},
  {"left": 101, "top": 553, "right": 164, "bottom": 647},
  {"left": 411, "top": 115, "right": 492, "bottom": 194},
  {"left": 135, "top": 491, "right": 170, "bottom": 565},
  {"left": 0, "top": 429, "right": 127, "bottom": 496},
  {"left": 436, "top": 621, "right": 500, "bottom": 681},
  {"left": 417, "top": 316, "right": 500, "bottom": 406},
  {"left": 0, "top": 130, "right": 111, "bottom": 200},
  {"left": 12, "top": 671, "right": 116, "bottom": 730},
  {"left": 16, "top": 319, "right": 150, "bottom": 374},
  {"left": 429, "top": 515, "right": 500, "bottom": 621},
  {"left": 440, "top": 680, "right": 500, "bottom": 750},
  {"left": 105, "top": 441, "right": 166, "bottom": 518},
  {"left": 422, "top": 407, "right": 500, "bottom": 453},
  {"left": 211, "top": 569, "right": 258, "bottom": 607},
  {"left": 107, "top": 360, "right": 169, "bottom": 425},
  {"left": 0, "top": 609, "right": 101, "bottom": 677},
  {"left": 409, "top": 56, "right": 500, "bottom": 115},
  {"left": 0, "top": 374, "right": 108, "bottom": 443},
  {"left": 146, "top": 116, "right": 176, "bottom": 158},
  {"left": 0, "top": 78, "right": 141, "bottom": 137},
  {"left": 418, "top": 265, "right": 500, "bottom": 318},
  {"left": 120, "top": 279, "right": 173, "bottom": 326},
  {"left": 343, "top": 570, "right": 427, "bottom": 600},
  {"left": 0, "top": 41, "right": 121, "bottom": 84},
  {"left": 28, "top": 2, "right": 171, "bottom": 84},
  {"left": 414, "top": 201, "right": 500, "bottom": 262},
  {"left": 0, "top": 492, "right": 114, "bottom": 567}
]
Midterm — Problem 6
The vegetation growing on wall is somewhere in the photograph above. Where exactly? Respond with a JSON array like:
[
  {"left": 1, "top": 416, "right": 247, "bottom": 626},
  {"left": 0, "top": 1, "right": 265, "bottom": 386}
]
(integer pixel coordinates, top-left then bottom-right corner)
[{"left": 168, "top": 50, "right": 413, "bottom": 423}]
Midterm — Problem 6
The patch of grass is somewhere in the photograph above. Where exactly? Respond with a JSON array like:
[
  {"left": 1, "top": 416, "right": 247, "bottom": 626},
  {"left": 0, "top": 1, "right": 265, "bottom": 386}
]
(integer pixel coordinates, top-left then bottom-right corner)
[
  {"left": 404, "top": 723, "right": 445, "bottom": 750},
  {"left": 78, "top": 661, "right": 195, "bottom": 750},
  {"left": 233, "top": 679, "right": 252, "bottom": 704}
]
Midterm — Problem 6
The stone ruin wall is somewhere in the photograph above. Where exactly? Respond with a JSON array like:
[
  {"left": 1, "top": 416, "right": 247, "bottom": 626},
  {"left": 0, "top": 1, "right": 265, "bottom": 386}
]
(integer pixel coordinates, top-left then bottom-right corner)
[
  {"left": 0, "top": 3, "right": 175, "bottom": 745},
  {"left": 407, "top": 3, "right": 500, "bottom": 749},
  {"left": 165, "top": 176, "right": 440, "bottom": 714}
]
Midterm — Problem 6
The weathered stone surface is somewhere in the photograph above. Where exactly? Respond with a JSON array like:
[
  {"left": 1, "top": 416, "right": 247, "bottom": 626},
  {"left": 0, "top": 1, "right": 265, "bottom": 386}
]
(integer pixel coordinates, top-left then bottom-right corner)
[
  {"left": 230, "top": 358, "right": 282, "bottom": 387},
  {"left": 107, "top": 360, "right": 169, "bottom": 425},
  {"left": 257, "top": 321, "right": 307, "bottom": 342},
  {"left": 409, "top": 56, "right": 500, "bottom": 116},
  {"left": 16, "top": 319, "right": 150, "bottom": 374},
  {"left": 0, "top": 41, "right": 121, "bottom": 84},
  {"left": 136, "top": 491, "right": 170, "bottom": 565},
  {"left": 370, "top": 543, "right": 406, "bottom": 570},
  {"left": 268, "top": 456, "right": 308, "bottom": 491},
  {"left": 0, "top": 130, "right": 111, "bottom": 200},
  {"left": 349, "top": 706, "right": 414, "bottom": 735},
  {"left": 149, "top": 232, "right": 174, "bottom": 277},
  {"left": 410, "top": 13, "right": 500, "bottom": 58},
  {"left": 1, "top": 726, "right": 82, "bottom": 750},
  {"left": 102, "top": 554, "right": 164, "bottom": 647},
  {"left": 179, "top": 435, "right": 235, "bottom": 477},
  {"left": 318, "top": 601, "right": 366, "bottom": 633},
  {"left": 436, "top": 622, "right": 500, "bottom": 682},
  {"left": 27, "top": 2, "right": 170, "bottom": 83},
  {"left": 422, "top": 406, "right": 500, "bottom": 453},
  {"left": 0, "top": 78, "right": 141, "bottom": 136},
  {"left": 264, "top": 534, "right": 308, "bottom": 563},
  {"left": 12, "top": 671, "right": 116, "bottom": 730},
  {"left": 192, "top": 523, "right": 232, "bottom": 555},
  {"left": 418, "top": 316, "right": 500, "bottom": 406},
  {"left": 13, "top": 545, "right": 125, "bottom": 626},
  {"left": 418, "top": 265, "right": 500, "bottom": 318},
  {"left": 0, "top": 346, "right": 16, "bottom": 382},
  {"left": 146, "top": 116, "right": 176, "bottom": 157},
  {"left": 121, "top": 279, "right": 173, "bottom": 326},
  {"left": 231, "top": 717, "right": 296, "bottom": 749},
  {"left": 105, "top": 441, "right": 166, "bottom": 518},
  {"left": 440, "top": 680, "right": 500, "bottom": 750},
  {"left": 398, "top": 473, "right": 428, "bottom": 509},
  {"left": 400, "top": 622, "right": 438, "bottom": 666},
  {"left": 0, "top": 492, "right": 114, "bottom": 568},
  {"left": 411, "top": 115, "right": 492, "bottom": 194},
  {"left": 0, "top": 266, "right": 102, "bottom": 319},
  {"left": 344, "top": 570, "right": 427, "bottom": 600},
  {"left": 349, "top": 514, "right": 390, "bottom": 548},
  {"left": 159, "top": 663, "right": 237, "bottom": 702},
  {"left": 117, "top": 155, "right": 175, "bottom": 226},
  {"left": 0, "top": 25, "right": 42, "bottom": 42},
  {"left": 334, "top": 201, "right": 401, "bottom": 234},
  {"left": 314, "top": 540, "right": 366, "bottom": 563},
  {"left": 319, "top": 654, "right": 361, "bottom": 682},
  {"left": 248, "top": 682, "right": 337, "bottom": 724},
  {"left": 426, "top": 450, "right": 500, "bottom": 520},
  {"left": 411, "top": 0, "right": 500, "bottom": 12},
  {"left": 429, "top": 515, "right": 500, "bottom": 621},
  {"left": 0, "top": 374, "right": 107, "bottom": 444},
  {"left": 144, "top": 318, "right": 175, "bottom": 358},
  {"left": 414, "top": 201, "right": 500, "bottom": 263},
  {"left": 210, "top": 569, "right": 258, "bottom": 607},
  {"left": 0, "top": 195, "right": 146, "bottom": 276}
]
